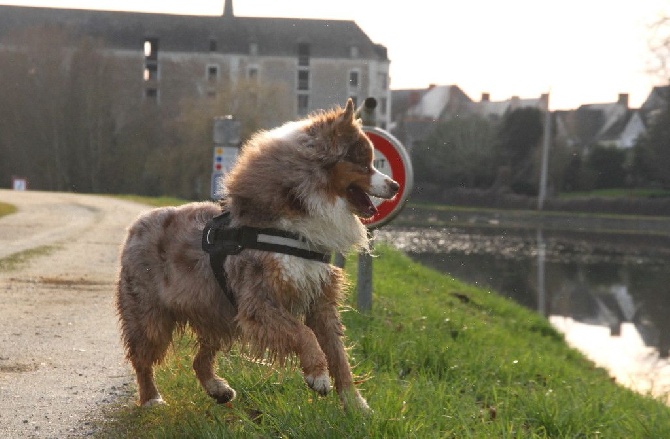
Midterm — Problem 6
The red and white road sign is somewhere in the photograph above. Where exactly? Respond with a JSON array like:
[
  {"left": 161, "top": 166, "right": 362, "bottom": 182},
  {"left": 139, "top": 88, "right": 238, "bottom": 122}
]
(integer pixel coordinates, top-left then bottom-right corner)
[{"left": 361, "top": 127, "right": 413, "bottom": 229}]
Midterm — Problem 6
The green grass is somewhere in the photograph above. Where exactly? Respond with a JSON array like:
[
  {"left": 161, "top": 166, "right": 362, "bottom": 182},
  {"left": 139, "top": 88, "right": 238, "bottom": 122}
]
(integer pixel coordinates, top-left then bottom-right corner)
[
  {"left": 101, "top": 244, "right": 670, "bottom": 438},
  {"left": 0, "top": 245, "right": 60, "bottom": 271},
  {"left": 0, "top": 202, "right": 57, "bottom": 270},
  {"left": 0, "top": 201, "right": 17, "bottom": 218},
  {"left": 558, "top": 188, "right": 670, "bottom": 199},
  {"left": 110, "top": 194, "right": 190, "bottom": 207}
]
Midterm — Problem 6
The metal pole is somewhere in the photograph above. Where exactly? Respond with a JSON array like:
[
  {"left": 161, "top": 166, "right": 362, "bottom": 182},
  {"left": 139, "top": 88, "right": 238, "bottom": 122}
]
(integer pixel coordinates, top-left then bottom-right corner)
[
  {"left": 355, "top": 97, "right": 378, "bottom": 313},
  {"left": 538, "top": 93, "right": 551, "bottom": 211},
  {"left": 357, "top": 232, "right": 374, "bottom": 312},
  {"left": 536, "top": 228, "right": 546, "bottom": 316}
]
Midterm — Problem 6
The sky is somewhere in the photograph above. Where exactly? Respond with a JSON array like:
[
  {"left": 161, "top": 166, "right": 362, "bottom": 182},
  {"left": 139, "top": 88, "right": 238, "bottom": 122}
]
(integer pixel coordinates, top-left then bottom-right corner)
[{"left": 2, "top": 0, "right": 670, "bottom": 110}]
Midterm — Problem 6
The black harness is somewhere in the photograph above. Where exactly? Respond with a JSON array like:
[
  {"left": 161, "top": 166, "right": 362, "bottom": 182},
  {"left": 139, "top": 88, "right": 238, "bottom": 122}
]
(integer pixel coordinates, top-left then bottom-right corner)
[{"left": 201, "top": 210, "right": 331, "bottom": 309}]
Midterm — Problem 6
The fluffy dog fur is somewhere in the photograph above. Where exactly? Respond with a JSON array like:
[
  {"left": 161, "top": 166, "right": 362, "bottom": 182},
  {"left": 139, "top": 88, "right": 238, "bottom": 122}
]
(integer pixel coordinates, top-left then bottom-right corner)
[{"left": 116, "top": 99, "right": 399, "bottom": 411}]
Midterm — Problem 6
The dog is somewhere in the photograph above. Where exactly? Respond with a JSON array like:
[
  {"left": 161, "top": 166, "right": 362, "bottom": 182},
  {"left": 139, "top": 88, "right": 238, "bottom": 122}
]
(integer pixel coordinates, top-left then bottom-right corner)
[{"left": 116, "top": 99, "right": 399, "bottom": 411}]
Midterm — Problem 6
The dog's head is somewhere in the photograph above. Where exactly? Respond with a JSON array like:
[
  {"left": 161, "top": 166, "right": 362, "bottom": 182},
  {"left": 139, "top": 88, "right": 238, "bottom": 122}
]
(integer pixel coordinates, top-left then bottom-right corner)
[
  {"left": 224, "top": 99, "right": 399, "bottom": 226},
  {"left": 313, "top": 99, "right": 399, "bottom": 218}
]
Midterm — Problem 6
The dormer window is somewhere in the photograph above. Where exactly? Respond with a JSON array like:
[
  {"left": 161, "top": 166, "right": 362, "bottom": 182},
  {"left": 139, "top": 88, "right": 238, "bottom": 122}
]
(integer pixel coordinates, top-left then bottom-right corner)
[
  {"left": 297, "top": 42, "right": 310, "bottom": 66},
  {"left": 249, "top": 42, "right": 258, "bottom": 56},
  {"left": 209, "top": 39, "right": 217, "bottom": 52},
  {"left": 350, "top": 45, "right": 359, "bottom": 58}
]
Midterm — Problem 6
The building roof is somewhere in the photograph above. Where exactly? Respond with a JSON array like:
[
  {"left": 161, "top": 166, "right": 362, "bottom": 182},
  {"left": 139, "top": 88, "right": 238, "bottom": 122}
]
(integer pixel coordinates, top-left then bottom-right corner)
[
  {"left": 640, "top": 85, "right": 669, "bottom": 113},
  {"left": 475, "top": 95, "right": 549, "bottom": 119},
  {"left": 404, "top": 85, "right": 473, "bottom": 120},
  {"left": 554, "top": 96, "right": 639, "bottom": 149},
  {"left": 0, "top": 5, "right": 388, "bottom": 60}
]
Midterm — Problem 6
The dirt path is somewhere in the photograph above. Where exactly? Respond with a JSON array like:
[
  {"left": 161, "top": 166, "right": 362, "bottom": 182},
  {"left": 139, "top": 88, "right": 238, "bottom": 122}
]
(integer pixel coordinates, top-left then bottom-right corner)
[{"left": 0, "top": 190, "right": 151, "bottom": 438}]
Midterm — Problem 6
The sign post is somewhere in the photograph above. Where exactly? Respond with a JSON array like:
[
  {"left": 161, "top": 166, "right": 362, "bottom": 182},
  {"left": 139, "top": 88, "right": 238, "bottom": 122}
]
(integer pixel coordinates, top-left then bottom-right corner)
[
  {"left": 355, "top": 99, "right": 414, "bottom": 313},
  {"left": 211, "top": 116, "right": 241, "bottom": 200}
]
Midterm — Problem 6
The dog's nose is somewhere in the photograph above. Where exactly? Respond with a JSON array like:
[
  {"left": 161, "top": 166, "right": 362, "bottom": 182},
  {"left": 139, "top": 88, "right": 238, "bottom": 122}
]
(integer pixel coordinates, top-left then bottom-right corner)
[{"left": 388, "top": 179, "right": 400, "bottom": 194}]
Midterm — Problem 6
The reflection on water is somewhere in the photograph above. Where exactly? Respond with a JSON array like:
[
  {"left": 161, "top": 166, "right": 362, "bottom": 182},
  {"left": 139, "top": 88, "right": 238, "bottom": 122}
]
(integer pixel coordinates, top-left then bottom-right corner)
[{"left": 378, "top": 226, "right": 670, "bottom": 401}]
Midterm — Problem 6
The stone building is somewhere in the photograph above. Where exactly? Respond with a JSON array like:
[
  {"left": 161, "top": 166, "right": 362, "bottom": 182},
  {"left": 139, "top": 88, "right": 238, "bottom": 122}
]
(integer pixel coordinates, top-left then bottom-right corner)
[{"left": 0, "top": 0, "right": 391, "bottom": 127}]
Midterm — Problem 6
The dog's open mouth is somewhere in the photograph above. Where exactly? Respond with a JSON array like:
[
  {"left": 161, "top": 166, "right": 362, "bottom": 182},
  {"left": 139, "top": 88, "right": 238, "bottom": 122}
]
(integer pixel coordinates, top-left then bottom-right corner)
[{"left": 347, "top": 184, "right": 378, "bottom": 218}]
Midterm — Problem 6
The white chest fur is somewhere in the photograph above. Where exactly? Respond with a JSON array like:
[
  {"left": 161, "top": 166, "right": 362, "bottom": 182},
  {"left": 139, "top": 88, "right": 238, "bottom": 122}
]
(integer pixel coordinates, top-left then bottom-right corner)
[{"left": 273, "top": 253, "right": 331, "bottom": 310}]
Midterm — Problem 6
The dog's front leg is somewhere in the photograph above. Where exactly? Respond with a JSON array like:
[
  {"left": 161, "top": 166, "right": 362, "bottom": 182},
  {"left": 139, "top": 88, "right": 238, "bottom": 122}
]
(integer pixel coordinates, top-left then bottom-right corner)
[
  {"left": 305, "top": 295, "right": 370, "bottom": 412},
  {"left": 236, "top": 296, "right": 331, "bottom": 396}
]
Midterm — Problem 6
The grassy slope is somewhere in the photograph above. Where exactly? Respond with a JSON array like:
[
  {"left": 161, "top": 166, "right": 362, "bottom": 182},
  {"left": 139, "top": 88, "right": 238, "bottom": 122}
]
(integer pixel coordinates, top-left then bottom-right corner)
[{"left": 103, "top": 244, "right": 670, "bottom": 438}]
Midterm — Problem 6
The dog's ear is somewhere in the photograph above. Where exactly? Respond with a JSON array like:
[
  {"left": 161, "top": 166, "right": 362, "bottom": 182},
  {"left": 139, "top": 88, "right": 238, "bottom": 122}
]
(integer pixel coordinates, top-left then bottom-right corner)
[
  {"left": 343, "top": 98, "right": 355, "bottom": 122},
  {"left": 334, "top": 98, "right": 356, "bottom": 131}
]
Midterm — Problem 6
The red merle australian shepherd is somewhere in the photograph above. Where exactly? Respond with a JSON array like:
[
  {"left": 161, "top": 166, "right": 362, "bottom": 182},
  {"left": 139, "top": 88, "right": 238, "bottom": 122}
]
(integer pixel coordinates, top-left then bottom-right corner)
[{"left": 116, "top": 99, "right": 399, "bottom": 411}]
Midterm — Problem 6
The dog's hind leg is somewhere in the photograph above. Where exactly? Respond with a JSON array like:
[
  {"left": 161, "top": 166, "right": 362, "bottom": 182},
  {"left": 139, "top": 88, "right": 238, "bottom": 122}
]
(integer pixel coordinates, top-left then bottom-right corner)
[
  {"left": 117, "top": 269, "right": 174, "bottom": 407},
  {"left": 191, "top": 336, "right": 236, "bottom": 404},
  {"left": 127, "top": 312, "right": 175, "bottom": 407},
  {"left": 305, "top": 287, "right": 370, "bottom": 412}
]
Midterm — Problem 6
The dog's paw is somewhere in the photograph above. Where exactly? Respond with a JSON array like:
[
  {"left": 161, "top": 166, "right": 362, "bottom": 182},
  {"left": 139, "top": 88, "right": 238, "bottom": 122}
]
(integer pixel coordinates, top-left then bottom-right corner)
[
  {"left": 305, "top": 372, "right": 331, "bottom": 396},
  {"left": 142, "top": 396, "right": 166, "bottom": 408},
  {"left": 204, "top": 378, "right": 237, "bottom": 404}
]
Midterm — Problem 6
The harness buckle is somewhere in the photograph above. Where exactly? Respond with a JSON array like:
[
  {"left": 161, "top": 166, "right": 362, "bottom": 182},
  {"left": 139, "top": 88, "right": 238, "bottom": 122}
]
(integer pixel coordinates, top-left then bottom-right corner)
[{"left": 202, "top": 212, "right": 244, "bottom": 256}]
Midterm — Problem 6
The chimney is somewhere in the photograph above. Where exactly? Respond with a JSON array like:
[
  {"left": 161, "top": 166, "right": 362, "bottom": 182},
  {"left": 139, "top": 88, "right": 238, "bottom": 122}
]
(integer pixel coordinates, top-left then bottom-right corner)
[
  {"left": 618, "top": 93, "right": 629, "bottom": 108},
  {"left": 481, "top": 92, "right": 490, "bottom": 102},
  {"left": 224, "top": 0, "right": 234, "bottom": 17},
  {"left": 540, "top": 93, "right": 549, "bottom": 111}
]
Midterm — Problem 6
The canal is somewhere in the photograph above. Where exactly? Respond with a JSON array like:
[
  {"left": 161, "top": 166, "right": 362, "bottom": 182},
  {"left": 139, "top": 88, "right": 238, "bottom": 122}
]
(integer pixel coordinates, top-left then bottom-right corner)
[{"left": 377, "top": 225, "right": 670, "bottom": 401}]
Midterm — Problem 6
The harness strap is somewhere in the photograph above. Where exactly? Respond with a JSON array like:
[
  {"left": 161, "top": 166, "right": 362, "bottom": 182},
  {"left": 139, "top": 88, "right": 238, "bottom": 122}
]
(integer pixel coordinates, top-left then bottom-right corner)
[{"left": 202, "top": 210, "right": 331, "bottom": 309}]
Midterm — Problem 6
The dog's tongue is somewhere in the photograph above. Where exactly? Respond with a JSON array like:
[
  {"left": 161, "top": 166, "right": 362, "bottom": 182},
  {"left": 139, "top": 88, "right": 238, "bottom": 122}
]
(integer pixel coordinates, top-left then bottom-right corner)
[{"left": 347, "top": 185, "right": 378, "bottom": 218}]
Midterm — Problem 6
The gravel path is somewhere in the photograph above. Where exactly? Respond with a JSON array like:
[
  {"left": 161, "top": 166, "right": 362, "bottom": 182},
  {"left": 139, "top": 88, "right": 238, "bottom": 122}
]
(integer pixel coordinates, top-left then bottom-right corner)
[{"left": 0, "top": 190, "right": 150, "bottom": 438}]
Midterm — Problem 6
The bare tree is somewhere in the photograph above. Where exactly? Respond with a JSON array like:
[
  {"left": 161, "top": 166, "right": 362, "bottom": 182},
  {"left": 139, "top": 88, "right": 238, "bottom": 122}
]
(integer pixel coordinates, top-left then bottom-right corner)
[
  {"left": 0, "top": 27, "right": 126, "bottom": 192},
  {"left": 153, "top": 78, "right": 293, "bottom": 199},
  {"left": 648, "top": 15, "right": 670, "bottom": 82},
  {"left": 0, "top": 26, "right": 71, "bottom": 190}
]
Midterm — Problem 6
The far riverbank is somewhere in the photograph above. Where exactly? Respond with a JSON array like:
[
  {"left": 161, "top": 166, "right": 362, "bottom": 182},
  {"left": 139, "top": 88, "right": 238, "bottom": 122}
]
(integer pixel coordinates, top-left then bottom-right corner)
[{"left": 394, "top": 203, "right": 670, "bottom": 237}]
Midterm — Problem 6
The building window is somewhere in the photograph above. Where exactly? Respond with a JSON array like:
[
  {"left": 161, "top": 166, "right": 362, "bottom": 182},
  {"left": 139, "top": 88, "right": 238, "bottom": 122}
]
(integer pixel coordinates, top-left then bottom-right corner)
[
  {"left": 297, "top": 70, "right": 309, "bottom": 90},
  {"left": 143, "top": 37, "right": 159, "bottom": 94},
  {"left": 209, "top": 39, "right": 217, "bottom": 52},
  {"left": 379, "top": 97, "right": 388, "bottom": 115},
  {"left": 297, "top": 42, "right": 310, "bottom": 66},
  {"left": 350, "top": 45, "right": 359, "bottom": 58},
  {"left": 297, "top": 94, "right": 309, "bottom": 116},
  {"left": 143, "top": 37, "right": 158, "bottom": 60},
  {"left": 207, "top": 64, "right": 219, "bottom": 82},
  {"left": 349, "top": 70, "right": 359, "bottom": 88},
  {"left": 378, "top": 72, "right": 388, "bottom": 90},
  {"left": 145, "top": 87, "right": 158, "bottom": 100},
  {"left": 248, "top": 66, "right": 258, "bottom": 80},
  {"left": 143, "top": 64, "right": 158, "bottom": 81}
]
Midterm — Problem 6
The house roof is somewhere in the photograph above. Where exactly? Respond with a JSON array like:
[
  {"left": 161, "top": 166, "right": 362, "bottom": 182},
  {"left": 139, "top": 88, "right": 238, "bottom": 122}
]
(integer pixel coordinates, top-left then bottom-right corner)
[
  {"left": 404, "top": 85, "right": 473, "bottom": 120},
  {"left": 641, "top": 85, "right": 669, "bottom": 113},
  {"left": 0, "top": 5, "right": 388, "bottom": 61},
  {"left": 555, "top": 108, "right": 605, "bottom": 146},
  {"left": 598, "top": 110, "right": 636, "bottom": 142},
  {"left": 390, "top": 88, "right": 429, "bottom": 122},
  {"left": 475, "top": 96, "right": 548, "bottom": 118}
]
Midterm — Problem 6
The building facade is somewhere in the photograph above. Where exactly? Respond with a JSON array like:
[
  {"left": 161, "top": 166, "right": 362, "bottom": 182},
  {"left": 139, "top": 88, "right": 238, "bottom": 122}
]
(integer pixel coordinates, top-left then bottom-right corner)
[{"left": 0, "top": 0, "right": 391, "bottom": 127}]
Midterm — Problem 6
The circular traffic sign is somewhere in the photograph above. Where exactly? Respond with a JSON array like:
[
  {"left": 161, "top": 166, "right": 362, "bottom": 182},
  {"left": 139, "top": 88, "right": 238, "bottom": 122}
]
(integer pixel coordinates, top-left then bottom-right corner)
[{"left": 362, "top": 127, "right": 413, "bottom": 229}]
